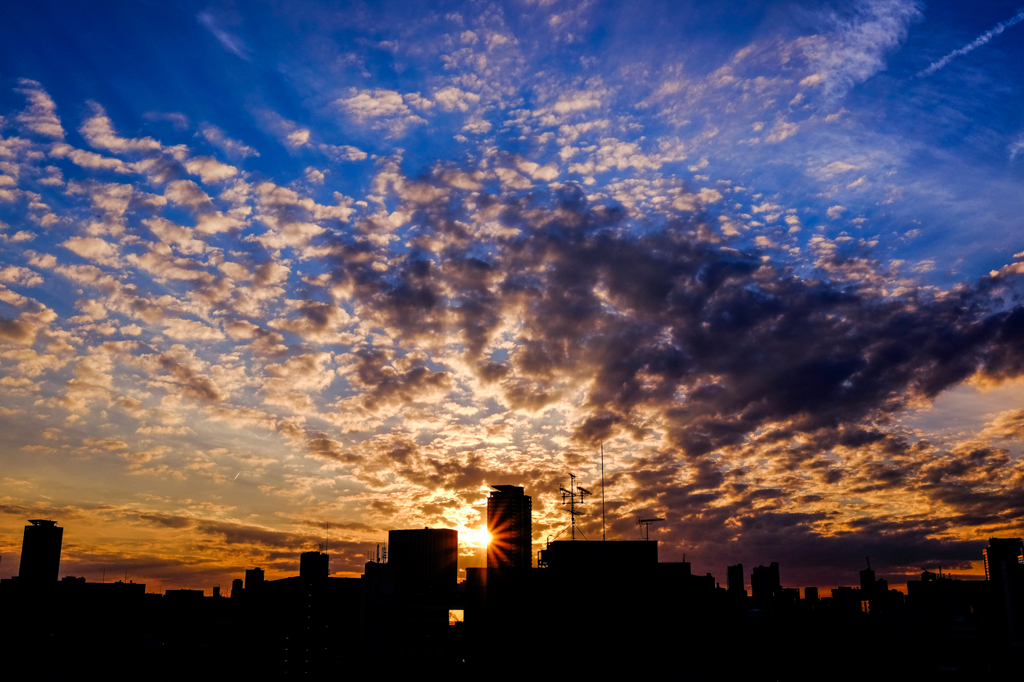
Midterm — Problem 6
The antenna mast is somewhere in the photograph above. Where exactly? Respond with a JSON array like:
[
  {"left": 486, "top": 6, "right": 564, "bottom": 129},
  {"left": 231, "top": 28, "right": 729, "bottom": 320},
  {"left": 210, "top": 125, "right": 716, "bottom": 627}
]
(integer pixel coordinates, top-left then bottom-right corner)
[
  {"left": 601, "top": 443, "right": 606, "bottom": 541},
  {"left": 560, "top": 473, "right": 592, "bottom": 541},
  {"left": 638, "top": 517, "right": 663, "bottom": 541}
]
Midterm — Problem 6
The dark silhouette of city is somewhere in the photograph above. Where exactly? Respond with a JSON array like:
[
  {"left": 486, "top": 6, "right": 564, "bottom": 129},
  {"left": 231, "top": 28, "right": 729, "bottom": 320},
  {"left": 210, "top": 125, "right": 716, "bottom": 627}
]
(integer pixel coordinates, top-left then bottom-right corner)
[{"left": 2, "top": 485, "right": 1023, "bottom": 678}]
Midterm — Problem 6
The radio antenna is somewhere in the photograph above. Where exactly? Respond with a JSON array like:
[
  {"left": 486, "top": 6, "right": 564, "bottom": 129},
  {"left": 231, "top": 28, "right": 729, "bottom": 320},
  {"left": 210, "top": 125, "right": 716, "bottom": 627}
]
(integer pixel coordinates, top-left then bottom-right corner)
[
  {"left": 560, "top": 473, "right": 592, "bottom": 541},
  {"left": 601, "top": 443, "right": 606, "bottom": 541},
  {"left": 638, "top": 517, "right": 663, "bottom": 541}
]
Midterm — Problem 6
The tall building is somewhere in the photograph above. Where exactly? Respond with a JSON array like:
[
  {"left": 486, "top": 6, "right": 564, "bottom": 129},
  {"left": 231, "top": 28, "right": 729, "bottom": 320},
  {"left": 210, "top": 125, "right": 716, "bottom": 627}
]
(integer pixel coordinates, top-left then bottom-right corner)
[
  {"left": 300, "top": 551, "right": 329, "bottom": 581},
  {"left": 245, "top": 566, "right": 265, "bottom": 593},
  {"left": 18, "top": 519, "right": 63, "bottom": 583},
  {"left": 727, "top": 563, "right": 745, "bottom": 596},
  {"left": 751, "top": 562, "right": 781, "bottom": 604},
  {"left": 388, "top": 528, "right": 458, "bottom": 594},
  {"left": 487, "top": 485, "right": 532, "bottom": 571},
  {"left": 983, "top": 537, "right": 1024, "bottom": 644},
  {"left": 860, "top": 557, "right": 877, "bottom": 596}
]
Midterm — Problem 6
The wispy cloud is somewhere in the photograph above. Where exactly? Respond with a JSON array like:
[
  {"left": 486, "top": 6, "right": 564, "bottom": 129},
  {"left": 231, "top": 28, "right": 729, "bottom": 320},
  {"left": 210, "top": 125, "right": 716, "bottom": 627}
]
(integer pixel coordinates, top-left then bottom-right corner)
[
  {"left": 918, "top": 8, "right": 1024, "bottom": 77},
  {"left": 1010, "top": 133, "right": 1024, "bottom": 160},
  {"left": 197, "top": 11, "right": 250, "bottom": 60},
  {"left": 807, "top": 0, "right": 922, "bottom": 99},
  {"left": 200, "top": 124, "right": 259, "bottom": 158}
]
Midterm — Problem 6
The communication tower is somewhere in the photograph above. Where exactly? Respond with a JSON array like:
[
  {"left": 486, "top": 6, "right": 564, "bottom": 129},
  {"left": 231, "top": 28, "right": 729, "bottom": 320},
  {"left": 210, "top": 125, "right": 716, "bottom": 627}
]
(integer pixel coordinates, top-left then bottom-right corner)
[{"left": 559, "top": 473, "right": 592, "bottom": 541}]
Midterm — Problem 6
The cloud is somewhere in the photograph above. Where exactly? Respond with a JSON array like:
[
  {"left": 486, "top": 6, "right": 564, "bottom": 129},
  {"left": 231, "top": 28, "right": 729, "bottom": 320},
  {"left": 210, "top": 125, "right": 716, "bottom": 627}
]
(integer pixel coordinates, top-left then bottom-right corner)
[
  {"left": 164, "top": 180, "right": 213, "bottom": 210},
  {"left": 61, "top": 237, "right": 120, "bottom": 266},
  {"left": 918, "top": 9, "right": 1024, "bottom": 77},
  {"left": 200, "top": 125, "right": 259, "bottom": 158},
  {"left": 184, "top": 156, "right": 238, "bottom": 183},
  {"left": 336, "top": 89, "right": 428, "bottom": 136},
  {"left": 765, "top": 119, "right": 799, "bottom": 144},
  {"left": 15, "top": 79, "right": 64, "bottom": 139},
  {"left": 0, "top": 266, "right": 44, "bottom": 287},
  {"left": 805, "top": 0, "right": 922, "bottom": 98},
  {"left": 286, "top": 129, "right": 310, "bottom": 147},
  {"left": 1010, "top": 133, "right": 1024, "bottom": 161},
  {"left": 434, "top": 86, "right": 480, "bottom": 112},
  {"left": 51, "top": 144, "right": 127, "bottom": 172},
  {"left": 80, "top": 104, "right": 162, "bottom": 153},
  {"left": 319, "top": 144, "right": 368, "bottom": 162},
  {"left": 197, "top": 11, "right": 250, "bottom": 59}
]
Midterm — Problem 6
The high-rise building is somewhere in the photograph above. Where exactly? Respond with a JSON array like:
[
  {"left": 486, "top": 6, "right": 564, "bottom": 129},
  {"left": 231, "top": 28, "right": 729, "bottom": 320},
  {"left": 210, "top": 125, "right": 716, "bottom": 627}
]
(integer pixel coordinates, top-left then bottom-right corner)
[
  {"left": 727, "top": 563, "right": 745, "bottom": 595},
  {"left": 487, "top": 485, "right": 532, "bottom": 571},
  {"left": 245, "top": 566, "right": 265, "bottom": 592},
  {"left": 300, "top": 551, "right": 329, "bottom": 581},
  {"left": 388, "top": 528, "right": 458, "bottom": 594},
  {"left": 983, "top": 537, "right": 1024, "bottom": 644},
  {"left": 18, "top": 519, "right": 63, "bottom": 584},
  {"left": 751, "top": 562, "right": 781, "bottom": 604},
  {"left": 860, "top": 557, "right": 877, "bottom": 597}
]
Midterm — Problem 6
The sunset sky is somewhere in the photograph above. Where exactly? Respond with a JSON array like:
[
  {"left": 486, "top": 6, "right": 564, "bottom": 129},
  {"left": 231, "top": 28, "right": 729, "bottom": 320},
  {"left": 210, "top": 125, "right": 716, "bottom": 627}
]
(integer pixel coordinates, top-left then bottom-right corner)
[{"left": 2, "top": 0, "right": 1024, "bottom": 592}]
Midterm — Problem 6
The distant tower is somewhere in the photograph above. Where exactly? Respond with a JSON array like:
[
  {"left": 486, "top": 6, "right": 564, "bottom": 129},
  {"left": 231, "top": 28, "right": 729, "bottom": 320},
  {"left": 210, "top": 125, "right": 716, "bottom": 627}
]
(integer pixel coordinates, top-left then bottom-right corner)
[
  {"left": 19, "top": 519, "right": 63, "bottom": 584},
  {"left": 487, "top": 485, "right": 532, "bottom": 571}
]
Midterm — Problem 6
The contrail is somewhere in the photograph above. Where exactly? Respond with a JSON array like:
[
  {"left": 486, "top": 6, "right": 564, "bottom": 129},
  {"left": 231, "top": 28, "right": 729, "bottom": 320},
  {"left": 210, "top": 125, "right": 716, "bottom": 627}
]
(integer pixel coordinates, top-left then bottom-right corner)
[{"left": 918, "top": 8, "right": 1024, "bottom": 77}]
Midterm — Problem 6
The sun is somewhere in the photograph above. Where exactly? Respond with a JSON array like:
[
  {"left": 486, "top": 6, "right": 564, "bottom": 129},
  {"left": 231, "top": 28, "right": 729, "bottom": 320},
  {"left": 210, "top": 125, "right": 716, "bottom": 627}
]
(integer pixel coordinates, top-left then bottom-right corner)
[{"left": 458, "top": 526, "right": 491, "bottom": 547}]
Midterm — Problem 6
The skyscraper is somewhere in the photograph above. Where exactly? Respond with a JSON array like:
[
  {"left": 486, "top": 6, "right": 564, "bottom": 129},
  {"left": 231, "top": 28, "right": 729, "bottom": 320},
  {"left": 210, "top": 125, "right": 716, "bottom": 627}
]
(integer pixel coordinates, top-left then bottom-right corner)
[
  {"left": 487, "top": 485, "right": 532, "bottom": 571},
  {"left": 727, "top": 563, "right": 745, "bottom": 596},
  {"left": 18, "top": 519, "right": 63, "bottom": 584}
]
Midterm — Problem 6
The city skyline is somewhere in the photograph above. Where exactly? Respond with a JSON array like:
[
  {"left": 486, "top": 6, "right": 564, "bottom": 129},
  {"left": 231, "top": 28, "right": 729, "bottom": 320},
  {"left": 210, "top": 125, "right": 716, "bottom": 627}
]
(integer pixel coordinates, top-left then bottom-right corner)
[
  {"left": 8, "top": 516, "right": 1019, "bottom": 675},
  {"left": 2, "top": 0, "right": 1024, "bottom": 593}
]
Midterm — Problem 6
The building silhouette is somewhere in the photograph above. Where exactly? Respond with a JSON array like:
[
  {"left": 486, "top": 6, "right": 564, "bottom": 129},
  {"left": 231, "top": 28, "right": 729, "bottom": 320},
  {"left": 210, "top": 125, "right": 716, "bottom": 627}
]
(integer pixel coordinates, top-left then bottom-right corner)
[
  {"left": 299, "top": 550, "right": 329, "bottom": 581},
  {"left": 244, "top": 566, "right": 264, "bottom": 593},
  {"left": 6, "top": 511, "right": 1024, "bottom": 676},
  {"left": 18, "top": 519, "right": 63, "bottom": 584},
  {"left": 751, "top": 561, "right": 781, "bottom": 606},
  {"left": 727, "top": 563, "right": 745, "bottom": 596},
  {"left": 388, "top": 528, "right": 458, "bottom": 595},
  {"left": 486, "top": 485, "right": 532, "bottom": 571},
  {"left": 983, "top": 537, "right": 1024, "bottom": 644}
]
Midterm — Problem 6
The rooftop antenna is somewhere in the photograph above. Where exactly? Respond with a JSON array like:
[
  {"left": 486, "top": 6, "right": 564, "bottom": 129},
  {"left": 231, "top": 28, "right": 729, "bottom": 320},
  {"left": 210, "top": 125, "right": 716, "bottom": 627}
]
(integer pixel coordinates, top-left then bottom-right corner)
[
  {"left": 600, "top": 443, "right": 606, "bottom": 541},
  {"left": 638, "top": 517, "right": 663, "bottom": 541},
  {"left": 326, "top": 522, "right": 329, "bottom": 553},
  {"left": 560, "top": 473, "right": 592, "bottom": 541},
  {"left": 382, "top": 543, "right": 387, "bottom": 563},
  {"left": 376, "top": 543, "right": 380, "bottom": 563}
]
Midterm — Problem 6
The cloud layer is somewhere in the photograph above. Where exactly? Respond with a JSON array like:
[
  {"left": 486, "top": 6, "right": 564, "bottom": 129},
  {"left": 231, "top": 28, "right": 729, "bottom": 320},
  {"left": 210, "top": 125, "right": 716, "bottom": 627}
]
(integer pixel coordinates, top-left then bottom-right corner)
[{"left": 2, "top": 0, "right": 1024, "bottom": 590}]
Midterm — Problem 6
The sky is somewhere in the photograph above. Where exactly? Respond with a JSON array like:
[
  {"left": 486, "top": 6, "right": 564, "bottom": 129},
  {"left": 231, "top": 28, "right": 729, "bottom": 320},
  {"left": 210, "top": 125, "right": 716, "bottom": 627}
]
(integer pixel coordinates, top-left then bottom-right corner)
[{"left": 1, "top": 0, "right": 1024, "bottom": 592}]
